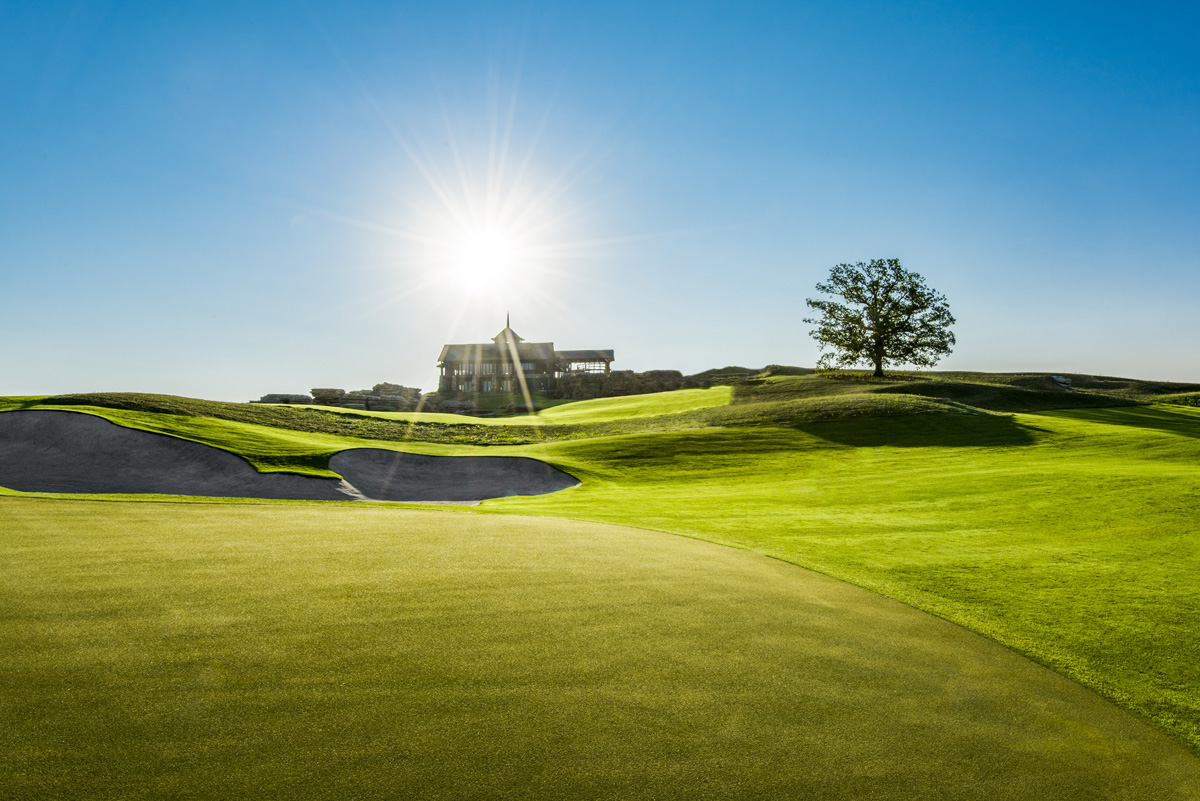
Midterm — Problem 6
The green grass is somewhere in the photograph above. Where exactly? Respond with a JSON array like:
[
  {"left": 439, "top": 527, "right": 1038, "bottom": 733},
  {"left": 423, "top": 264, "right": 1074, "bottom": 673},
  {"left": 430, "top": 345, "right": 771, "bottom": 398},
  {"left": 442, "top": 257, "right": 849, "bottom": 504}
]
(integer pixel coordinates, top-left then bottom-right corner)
[
  {"left": 732, "top": 371, "right": 1139, "bottom": 412},
  {"left": 0, "top": 389, "right": 738, "bottom": 452},
  {"left": 3, "top": 497, "right": 1198, "bottom": 800},
  {"left": 491, "top": 405, "right": 1200, "bottom": 751},
  {"left": 4, "top": 372, "right": 1200, "bottom": 775},
  {"left": 0, "top": 369, "right": 1120, "bottom": 459},
  {"left": 533, "top": 385, "right": 732, "bottom": 422},
  {"left": 0, "top": 386, "right": 965, "bottom": 478},
  {"left": 1158, "top": 391, "right": 1200, "bottom": 408}
]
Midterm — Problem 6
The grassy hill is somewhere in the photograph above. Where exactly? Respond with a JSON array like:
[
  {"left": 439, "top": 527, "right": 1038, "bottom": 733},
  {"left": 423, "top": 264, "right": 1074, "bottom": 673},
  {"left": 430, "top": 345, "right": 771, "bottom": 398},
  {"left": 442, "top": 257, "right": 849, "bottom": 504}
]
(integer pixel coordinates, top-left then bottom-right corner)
[
  {"left": 4, "top": 367, "right": 1185, "bottom": 456},
  {"left": 3, "top": 369, "right": 1200, "bottom": 793}
]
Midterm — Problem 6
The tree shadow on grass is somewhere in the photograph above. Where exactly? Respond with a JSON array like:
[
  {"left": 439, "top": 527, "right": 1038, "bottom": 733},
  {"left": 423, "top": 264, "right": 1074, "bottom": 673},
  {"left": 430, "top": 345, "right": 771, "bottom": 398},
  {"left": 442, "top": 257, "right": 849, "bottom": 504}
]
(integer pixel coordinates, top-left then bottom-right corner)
[
  {"left": 794, "top": 413, "right": 1041, "bottom": 448},
  {"left": 1035, "top": 406, "right": 1200, "bottom": 440},
  {"left": 0, "top": 399, "right": 47, "bottom": 413}
]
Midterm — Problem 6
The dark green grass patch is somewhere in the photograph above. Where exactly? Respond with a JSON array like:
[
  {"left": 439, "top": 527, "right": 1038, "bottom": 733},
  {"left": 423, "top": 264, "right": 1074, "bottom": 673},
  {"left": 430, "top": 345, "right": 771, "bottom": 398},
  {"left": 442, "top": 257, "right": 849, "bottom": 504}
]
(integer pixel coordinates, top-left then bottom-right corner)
[
  {"left": 905, "top": 370, "right": 1200, "bottom": 397},
  {"left": 2, "top": 498, "right": 1198, "bottom": 800},
  {"left": 1158, "top": 391, "right": 1200, "bottom": 408},
  {"left": 1038, "top": 404, "right": 1200, "bottom": 438},
  {"left": 870, "top": 380, "right": 1126, "bottom": 412},
  {"left": 732, "top": 372, "right": 1137, "bottom": 413}
]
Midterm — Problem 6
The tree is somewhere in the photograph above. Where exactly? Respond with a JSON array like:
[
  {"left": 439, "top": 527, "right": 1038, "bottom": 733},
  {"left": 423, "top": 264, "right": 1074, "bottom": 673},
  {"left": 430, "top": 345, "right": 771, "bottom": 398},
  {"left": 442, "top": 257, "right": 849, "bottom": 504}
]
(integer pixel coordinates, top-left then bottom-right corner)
[{"left": 805, "top": 259, "right": 955, "bottom": 378}]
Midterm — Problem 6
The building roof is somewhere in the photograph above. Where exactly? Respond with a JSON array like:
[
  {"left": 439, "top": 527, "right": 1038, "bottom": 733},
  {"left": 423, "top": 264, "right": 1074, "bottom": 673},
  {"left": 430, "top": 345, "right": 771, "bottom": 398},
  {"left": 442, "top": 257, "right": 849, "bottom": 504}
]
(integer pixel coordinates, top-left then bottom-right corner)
[
  {"left": 491, "top": 324, "right": 524, "bottom": 345},
  {"left": 438, "top": 318, "right": 612, "bottom": 366},
  {"left": 555, "top": 349, "right": 615, "bottom": 361},
  {"left": 438, "top": 341, "right": 556, "bottom": 363}
]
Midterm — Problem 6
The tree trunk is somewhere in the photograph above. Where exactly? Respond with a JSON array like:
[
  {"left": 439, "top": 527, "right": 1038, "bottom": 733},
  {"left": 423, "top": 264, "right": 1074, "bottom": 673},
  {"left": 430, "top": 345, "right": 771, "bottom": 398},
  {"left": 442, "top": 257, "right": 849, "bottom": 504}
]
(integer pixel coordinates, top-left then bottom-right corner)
[{"left": 873, "top": 363, "right": 884, "bottom": 378}]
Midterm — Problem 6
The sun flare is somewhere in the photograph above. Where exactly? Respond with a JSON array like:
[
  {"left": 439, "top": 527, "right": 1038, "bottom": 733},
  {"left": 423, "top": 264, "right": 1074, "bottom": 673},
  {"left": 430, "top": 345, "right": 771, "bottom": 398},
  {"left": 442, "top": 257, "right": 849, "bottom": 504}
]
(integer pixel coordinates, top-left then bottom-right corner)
[
  {"left": 340, "top": 79, "right": 606, "bottom": 319},
  {"left": 450, "top": 226, "right": 521, "bottom": 292}
]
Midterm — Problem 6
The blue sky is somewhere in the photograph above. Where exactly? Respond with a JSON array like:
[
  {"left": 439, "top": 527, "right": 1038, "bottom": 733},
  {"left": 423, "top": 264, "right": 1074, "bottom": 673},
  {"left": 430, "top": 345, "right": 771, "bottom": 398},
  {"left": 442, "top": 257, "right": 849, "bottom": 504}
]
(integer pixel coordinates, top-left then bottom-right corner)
[{"left": 3, "top": 1, "right": 1198, "bottom": 399}]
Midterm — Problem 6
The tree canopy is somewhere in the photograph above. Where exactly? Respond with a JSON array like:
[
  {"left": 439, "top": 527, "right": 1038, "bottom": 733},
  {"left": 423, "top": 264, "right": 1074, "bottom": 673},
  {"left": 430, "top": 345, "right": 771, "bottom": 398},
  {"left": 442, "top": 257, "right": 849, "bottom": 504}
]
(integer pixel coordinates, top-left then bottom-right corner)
[{"left": 805, "top": 259, "right": 955, "bottom": 377}]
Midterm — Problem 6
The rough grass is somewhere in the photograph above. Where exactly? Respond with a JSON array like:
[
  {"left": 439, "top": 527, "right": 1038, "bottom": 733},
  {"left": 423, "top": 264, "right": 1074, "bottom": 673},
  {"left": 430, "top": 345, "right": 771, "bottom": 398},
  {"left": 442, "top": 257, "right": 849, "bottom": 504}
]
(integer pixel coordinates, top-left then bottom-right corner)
[
  {"left": 1158, "top": 391, "right": 1200, "bottom": 408},
  {"left": 909, "top": 370, "right": 1200, "bottom": 397},
  {"left": 3, "top": 498, "right": 1198, "bottom": 800},
  {"left": 732, "top": 372, "right": 1138, "bottom": 412}
]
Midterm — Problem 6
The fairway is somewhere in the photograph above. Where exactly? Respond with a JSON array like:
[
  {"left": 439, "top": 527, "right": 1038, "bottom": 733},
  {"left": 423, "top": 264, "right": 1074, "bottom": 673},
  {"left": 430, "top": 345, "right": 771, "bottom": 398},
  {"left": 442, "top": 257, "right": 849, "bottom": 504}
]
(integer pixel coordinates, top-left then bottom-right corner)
[
  {"left": 2, "top": 497, "right": 1198, "bottom": 800},
  {"left": 533, "top": 386, "right": 733, "bottom": 422}
]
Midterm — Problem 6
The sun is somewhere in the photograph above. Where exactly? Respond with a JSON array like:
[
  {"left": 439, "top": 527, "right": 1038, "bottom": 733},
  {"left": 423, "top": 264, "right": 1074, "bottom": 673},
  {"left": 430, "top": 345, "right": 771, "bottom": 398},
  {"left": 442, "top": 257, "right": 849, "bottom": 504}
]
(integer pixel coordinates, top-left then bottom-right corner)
[
  {"left": 450, "top": 226, "right": 520, "bottom": 292},
  {"left": 345, "top": 78, "right": 600, "bottom": 315}
]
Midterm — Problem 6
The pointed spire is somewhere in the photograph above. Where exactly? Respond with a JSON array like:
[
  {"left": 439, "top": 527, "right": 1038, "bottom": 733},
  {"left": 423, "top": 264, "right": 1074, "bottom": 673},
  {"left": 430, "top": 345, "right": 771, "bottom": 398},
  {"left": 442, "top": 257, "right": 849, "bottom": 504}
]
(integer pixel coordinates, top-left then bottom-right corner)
[{"left": 492, "top": 313, "right": 524, "bottom": 344}]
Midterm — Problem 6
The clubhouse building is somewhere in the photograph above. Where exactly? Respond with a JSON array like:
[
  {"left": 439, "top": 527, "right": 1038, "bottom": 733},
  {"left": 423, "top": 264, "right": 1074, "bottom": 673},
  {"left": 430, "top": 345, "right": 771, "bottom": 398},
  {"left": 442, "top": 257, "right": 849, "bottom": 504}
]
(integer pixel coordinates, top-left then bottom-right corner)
[{"left": 437, "top": 319, "right": 614, "bottom": 396}]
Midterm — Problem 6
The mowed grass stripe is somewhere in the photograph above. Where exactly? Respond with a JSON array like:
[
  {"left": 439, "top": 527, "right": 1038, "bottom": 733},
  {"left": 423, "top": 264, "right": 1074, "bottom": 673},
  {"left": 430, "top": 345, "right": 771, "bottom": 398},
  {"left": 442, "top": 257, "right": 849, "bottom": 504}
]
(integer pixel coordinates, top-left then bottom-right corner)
[
  {"left": 2, "top": 498, "right": 1198, "bottom": 800},
  {"left": 533, "top": 386, "right": 733, "bottom": 422}
]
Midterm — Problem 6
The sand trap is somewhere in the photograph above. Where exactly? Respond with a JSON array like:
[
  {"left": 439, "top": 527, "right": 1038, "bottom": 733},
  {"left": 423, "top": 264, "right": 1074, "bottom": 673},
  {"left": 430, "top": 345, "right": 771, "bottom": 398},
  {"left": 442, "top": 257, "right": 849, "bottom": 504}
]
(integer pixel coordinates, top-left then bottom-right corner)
[
  {"left": 0, "top": 410, "right": 358, "bottom": 500},
  {"left": 329, "top": 449, "right": 580, "bottom": 503},
  {"left": 0, "top": 411, "right": 579, "bottom": 503}
]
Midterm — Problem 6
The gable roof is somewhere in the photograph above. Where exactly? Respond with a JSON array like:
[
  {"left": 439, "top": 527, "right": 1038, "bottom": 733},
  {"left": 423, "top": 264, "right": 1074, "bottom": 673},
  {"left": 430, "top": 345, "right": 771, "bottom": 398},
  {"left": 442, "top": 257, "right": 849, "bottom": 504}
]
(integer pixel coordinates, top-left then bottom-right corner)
[
  {"left": 438, "top": 318, "right": 613, "bottom": 366},
  {"left": 438, "top": 341, "right": 556, "bottom": 363},
  {"left": 492, "top": 325, "right": 525, "bottom": 345}
]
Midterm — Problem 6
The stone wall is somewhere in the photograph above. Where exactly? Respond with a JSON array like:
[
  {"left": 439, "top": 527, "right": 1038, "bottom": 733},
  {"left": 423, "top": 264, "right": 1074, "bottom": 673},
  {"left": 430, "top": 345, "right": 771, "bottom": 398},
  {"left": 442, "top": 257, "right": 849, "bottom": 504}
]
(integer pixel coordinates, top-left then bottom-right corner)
[
  {"left": 255, "top": 383, "right": 426, "bottom": 412},
  {"left": 554, "top": 370, "right": 711, "bottom": 401},
  {"left": 256, "top": 371, "right": 721, "bottom": 414}
]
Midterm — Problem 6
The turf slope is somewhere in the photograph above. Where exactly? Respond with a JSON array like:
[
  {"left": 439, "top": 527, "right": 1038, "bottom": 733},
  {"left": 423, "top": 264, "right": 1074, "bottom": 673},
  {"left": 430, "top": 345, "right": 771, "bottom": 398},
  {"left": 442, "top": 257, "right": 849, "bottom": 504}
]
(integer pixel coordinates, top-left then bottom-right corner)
[
  {"left": 3, "top": 497, "right": 1198, "bottom": 800},
  {"left": 493, "top": 406, "right": 1200, "bottom": 752}
]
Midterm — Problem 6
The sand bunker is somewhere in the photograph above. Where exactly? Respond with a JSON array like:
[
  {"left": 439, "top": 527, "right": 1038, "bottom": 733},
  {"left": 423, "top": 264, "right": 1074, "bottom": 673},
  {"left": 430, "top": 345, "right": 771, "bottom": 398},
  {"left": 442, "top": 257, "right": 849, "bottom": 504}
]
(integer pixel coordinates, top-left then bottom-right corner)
[
  {"left": 0, "top": 411, "right": 578, "bottom": 503},
  {"left": 0, "top": 410, "right": 358, "bottom": 500},
  {"left": 329, "top": 449, "right": 580, "bottom": 503}
]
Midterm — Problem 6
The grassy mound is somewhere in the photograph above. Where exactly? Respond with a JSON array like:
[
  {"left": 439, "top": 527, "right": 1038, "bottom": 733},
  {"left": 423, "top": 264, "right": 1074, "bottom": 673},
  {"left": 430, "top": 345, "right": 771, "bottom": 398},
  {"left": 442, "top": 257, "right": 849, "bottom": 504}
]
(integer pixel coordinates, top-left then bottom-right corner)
[
  {"left": 731, "top": 372, "right": 1143, "bottom": 413},
  {"left": 3, "top": 498, "right": 1198, "bottom": 800}
]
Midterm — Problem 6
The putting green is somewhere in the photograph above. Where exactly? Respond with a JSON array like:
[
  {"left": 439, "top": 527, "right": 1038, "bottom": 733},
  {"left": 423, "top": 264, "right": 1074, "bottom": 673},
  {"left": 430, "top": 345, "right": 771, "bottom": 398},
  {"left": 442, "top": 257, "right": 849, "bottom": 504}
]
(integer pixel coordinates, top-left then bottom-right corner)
[{"left": 2, "top": 497, "right": 1197, "bottom": 800}]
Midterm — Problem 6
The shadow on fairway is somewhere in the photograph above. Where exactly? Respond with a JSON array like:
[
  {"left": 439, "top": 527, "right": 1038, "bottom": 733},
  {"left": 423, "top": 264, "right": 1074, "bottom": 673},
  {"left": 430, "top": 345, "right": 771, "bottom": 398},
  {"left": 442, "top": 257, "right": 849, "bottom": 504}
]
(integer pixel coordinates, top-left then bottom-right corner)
[
  {"left": 872, "top": 380, "right": 1132, "bottom": 412},
  {"left": 795, "top": 413, "right": 1041, "bottom": 448},
  {"left": 1036, "top": 406, "right": 1200, "bottom": 439}
]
